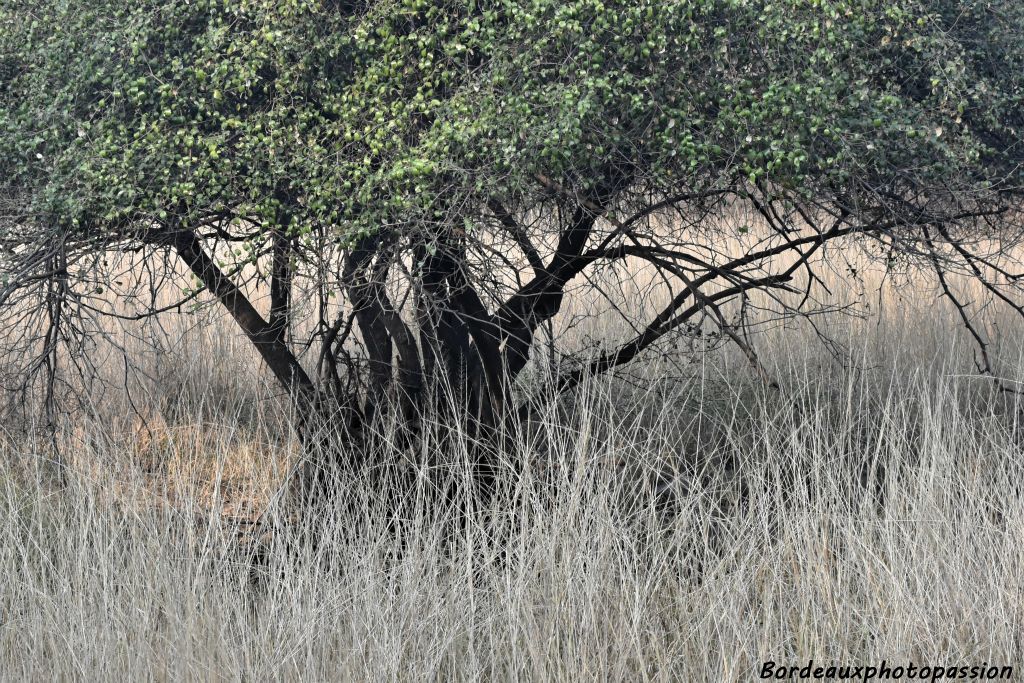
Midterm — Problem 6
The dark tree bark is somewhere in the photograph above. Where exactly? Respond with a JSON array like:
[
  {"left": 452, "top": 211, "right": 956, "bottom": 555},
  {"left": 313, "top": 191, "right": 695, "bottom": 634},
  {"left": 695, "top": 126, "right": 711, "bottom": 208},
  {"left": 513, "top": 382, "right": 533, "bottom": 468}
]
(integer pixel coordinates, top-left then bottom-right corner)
[
  {"left": 268, "top": 228, "right": 294, "bottom": 347},
  {"left": 171, "top": 227, "right": 317, "bottom": 407}
]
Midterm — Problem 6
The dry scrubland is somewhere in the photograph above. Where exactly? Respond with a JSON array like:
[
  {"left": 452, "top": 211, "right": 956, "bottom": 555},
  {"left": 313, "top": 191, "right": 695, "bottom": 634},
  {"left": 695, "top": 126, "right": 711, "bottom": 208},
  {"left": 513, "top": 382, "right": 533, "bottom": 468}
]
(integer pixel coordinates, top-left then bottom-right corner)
[{"left": 2, "top": 248, "right": 1024, "bottom": 681}]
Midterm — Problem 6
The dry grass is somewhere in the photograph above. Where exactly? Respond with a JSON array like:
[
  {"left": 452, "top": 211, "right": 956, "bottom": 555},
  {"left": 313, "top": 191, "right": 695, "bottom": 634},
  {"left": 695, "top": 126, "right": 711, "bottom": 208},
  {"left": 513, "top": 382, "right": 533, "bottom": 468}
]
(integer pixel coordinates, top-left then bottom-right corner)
[{"left": 2, "top": 249, "right": 1024, "bottom": 681}]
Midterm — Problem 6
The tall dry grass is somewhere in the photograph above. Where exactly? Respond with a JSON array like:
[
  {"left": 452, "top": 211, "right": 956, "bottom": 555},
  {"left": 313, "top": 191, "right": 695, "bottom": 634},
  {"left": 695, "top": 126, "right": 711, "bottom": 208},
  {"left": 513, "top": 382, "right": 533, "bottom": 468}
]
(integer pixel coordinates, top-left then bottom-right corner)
[{"left": 2, "top": 249, "right": 1024, "bottom": 681}]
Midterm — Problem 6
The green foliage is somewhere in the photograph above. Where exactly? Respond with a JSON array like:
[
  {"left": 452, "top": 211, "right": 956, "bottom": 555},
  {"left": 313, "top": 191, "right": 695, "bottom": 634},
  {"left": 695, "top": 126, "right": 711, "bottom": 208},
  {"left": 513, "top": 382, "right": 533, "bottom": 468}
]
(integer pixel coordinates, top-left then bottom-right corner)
[
  {"left": 1, "top": 0, "right": 1020, "bottom": 248},
  {"left": 2, "top": 0, "right": 350, "bottom": 238}
]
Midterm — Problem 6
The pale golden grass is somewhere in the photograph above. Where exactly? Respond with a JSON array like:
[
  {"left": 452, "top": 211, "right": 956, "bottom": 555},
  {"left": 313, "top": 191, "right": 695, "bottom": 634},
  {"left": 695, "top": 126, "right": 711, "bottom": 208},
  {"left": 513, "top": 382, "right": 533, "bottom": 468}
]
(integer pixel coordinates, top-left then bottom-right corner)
[{"left": 2, "top": 235, "right": 1024, "bottom": 680}]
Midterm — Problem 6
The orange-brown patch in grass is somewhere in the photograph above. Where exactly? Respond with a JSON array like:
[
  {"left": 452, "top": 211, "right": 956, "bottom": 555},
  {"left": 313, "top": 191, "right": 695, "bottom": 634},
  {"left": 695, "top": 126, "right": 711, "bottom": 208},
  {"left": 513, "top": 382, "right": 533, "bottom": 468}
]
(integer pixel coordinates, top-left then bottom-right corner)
[{"left": 58, "top": 410, "right": 298, "bottom": 527}]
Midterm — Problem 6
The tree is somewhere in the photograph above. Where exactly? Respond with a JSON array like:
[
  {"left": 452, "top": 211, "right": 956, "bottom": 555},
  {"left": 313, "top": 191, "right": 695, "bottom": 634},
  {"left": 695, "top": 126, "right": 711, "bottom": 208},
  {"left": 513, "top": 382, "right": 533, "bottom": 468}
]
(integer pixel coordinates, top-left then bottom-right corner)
[{"left": 2, "top": 0, "right": 1022, "bottom": 495}]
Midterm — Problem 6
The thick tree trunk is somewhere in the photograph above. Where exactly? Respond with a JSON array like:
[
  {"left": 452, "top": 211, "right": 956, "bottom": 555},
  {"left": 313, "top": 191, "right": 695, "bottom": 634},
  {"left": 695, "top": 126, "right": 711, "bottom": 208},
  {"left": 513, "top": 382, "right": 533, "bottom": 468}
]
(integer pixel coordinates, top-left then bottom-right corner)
[
  {"left": 345, "top": 235, "right": 423, "bottom": 424},
  {"left": 417, "top": 238, "right": 472, "bottom": 406}
]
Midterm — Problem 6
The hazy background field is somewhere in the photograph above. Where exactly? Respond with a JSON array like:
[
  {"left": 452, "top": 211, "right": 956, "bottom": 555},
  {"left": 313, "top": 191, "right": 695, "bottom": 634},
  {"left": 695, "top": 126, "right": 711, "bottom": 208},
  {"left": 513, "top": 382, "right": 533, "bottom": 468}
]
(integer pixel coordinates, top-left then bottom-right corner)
[{"left": 2, "top": 243, "right": 1023, "bottom": 681}]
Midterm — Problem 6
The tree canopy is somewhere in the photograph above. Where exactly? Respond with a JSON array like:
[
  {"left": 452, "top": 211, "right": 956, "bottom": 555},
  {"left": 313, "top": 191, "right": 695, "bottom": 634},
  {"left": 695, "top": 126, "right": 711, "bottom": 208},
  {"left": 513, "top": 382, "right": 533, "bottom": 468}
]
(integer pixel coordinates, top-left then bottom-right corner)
[{"left": 3, "top": 1, "right": 1020, "bottom": 233}]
